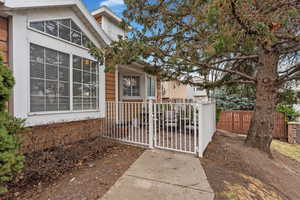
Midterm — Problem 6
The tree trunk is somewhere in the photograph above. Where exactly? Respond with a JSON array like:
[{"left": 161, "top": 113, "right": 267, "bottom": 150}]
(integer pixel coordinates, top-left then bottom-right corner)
[{"left": 245, "top": 50, "right": 279, "bottom": 155}]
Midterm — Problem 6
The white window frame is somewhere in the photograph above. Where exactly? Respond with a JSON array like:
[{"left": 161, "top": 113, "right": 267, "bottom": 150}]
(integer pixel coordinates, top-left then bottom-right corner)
[
  {"left": 28, "top": 43, "right": 100, "bottom": 115},
  {"left": 28, "top": 18, "right": 92, "bottom": 51},
  {"left": 146, "top": 75, "right": 157, "bottom": 99},
  {"left": 122, "top": 75, "right": 141, "bottom": 98}
]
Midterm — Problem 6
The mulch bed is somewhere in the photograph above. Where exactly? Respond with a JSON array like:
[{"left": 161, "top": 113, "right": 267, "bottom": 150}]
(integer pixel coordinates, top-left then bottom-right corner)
[
  {"left": 201, "top": 131, "right": 300, "bottom": 200},
  {"left": 2, "top": 137, "right": 145, "bottom": 200}
]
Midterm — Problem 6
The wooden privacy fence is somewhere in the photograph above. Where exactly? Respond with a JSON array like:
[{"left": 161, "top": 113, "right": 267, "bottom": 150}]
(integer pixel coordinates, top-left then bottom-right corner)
[{"left": 217, "top": 110, "right": 287, "bottom": 139}]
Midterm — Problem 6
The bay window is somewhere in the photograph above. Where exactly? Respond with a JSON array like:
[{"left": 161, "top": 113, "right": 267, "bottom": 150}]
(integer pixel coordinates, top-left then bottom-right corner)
[{"left": 30, "top": 43, "right": 99, "bottom": 113}]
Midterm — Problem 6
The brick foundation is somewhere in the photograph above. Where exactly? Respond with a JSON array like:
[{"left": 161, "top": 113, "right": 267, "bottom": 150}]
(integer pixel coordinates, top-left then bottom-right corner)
[
  {"left": 287, "top": 122, "right": 300, "bottom": 144},
  {"left": 19, "top": 118, "right": 106, "bottom": 153}
]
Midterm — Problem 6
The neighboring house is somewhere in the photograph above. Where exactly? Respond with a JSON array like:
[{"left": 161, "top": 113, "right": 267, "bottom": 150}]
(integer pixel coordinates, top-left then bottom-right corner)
[
  {"left": 0, "top": 1, "right": 161, "bottom": 152},
  {"left": 162, "top": 80, "right": 206, "bottom": 102},
  {"left": 187, "top": 86, "right": 208, "bottom": 102},
  {"left": 162, "top": 81, "right": 190, "bottom": 102}
]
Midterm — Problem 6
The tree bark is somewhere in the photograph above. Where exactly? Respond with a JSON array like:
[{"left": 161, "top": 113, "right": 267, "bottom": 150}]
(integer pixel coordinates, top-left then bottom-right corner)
[{"left": 245, "top": 50, "right": 279, "bottom": 155}]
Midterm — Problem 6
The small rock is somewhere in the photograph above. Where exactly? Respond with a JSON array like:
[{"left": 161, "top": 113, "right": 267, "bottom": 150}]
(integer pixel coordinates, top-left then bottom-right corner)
[
  {"left": 88, "top": 163, "right": 95, "bottom": 168},
  {"left": 70, "top": 177, "right": 76, "bottom": 182}
]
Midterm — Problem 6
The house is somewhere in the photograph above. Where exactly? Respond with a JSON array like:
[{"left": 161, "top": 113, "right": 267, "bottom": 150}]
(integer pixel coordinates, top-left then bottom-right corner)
[
  {"left": 162, "top": 80, "right": 206, "bottom": 102},
  {"left": 0, "top": 0, "right": 161, "bottom": 152},
  {"left": 162, "top": 81, "right": 190, "bottom": 102}
]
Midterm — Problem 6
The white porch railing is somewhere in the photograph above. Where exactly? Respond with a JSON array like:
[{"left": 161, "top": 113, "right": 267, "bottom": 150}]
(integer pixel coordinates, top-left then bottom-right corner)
[{"left": 104, "top": 101, "right": 216, "bottom": 157}]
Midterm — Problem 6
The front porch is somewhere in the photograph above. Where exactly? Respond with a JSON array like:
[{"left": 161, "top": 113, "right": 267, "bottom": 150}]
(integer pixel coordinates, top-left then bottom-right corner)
[{"left": 105, "top": 63, "right": 160, "bottom": 103}]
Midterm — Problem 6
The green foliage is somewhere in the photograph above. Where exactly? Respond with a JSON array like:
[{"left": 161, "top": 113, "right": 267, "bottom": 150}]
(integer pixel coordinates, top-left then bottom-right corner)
[
  {"left": 0, "top": 57, "right": 24, "bottom": 194},
  {"left": 214, "top": 89, "right": 255, "bottom": 111},
  {"left": 276, "top": 104, "right": 300, "bottom": 122},
  {"left": 278, "top": 89, "right": 299, "bottom": 106},
  {"left": 0, "top": 57, "right": 14, "bottom": 112}
]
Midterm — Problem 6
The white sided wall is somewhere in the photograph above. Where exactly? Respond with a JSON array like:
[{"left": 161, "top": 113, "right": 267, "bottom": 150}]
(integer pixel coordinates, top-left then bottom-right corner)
[
  {"left": 101, "top": 15, "right": 125, "bottom": 41},
  {"left": 10, "top": 7, "right": 106, "bottom": 127}
]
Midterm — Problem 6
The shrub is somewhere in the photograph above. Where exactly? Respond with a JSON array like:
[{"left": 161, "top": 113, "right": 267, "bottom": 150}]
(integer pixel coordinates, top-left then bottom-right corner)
[
  {"left": 276, "top": 104, "right": 300, "bottom": 122},
  {"left": 0, "top": 57, "right": 24, "bottom": 194}
]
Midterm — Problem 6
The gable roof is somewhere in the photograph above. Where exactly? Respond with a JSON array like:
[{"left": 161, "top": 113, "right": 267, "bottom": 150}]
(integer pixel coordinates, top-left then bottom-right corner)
[{"left": 2, "top": 0, "right": 112, "bottom": 47}]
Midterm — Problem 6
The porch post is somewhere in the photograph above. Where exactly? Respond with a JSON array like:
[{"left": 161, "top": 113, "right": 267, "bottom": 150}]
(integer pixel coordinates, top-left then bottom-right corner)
[
  {"left": 197, "top": 103, "right": 204, "bottom": 157},
  {"left": 115, "top": 67, "right": 119, "bottom": 123},
  {"left": 148, "top": 100, "right": 154, "bottom": 149}
]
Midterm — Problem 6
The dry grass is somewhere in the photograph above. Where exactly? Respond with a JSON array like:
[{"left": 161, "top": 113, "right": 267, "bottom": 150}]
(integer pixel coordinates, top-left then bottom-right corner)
[
  {"left": 222, "top": 174, "right": 283, "bottom": 200},
  {"left": 271, "top": 140, "right": 300, "bottom": 162}
]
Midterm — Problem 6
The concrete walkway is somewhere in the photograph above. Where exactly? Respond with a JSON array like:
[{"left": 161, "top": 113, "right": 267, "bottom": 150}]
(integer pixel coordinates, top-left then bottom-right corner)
[{"left": 100, "top": 149, "right": 214, "bottom": 200}]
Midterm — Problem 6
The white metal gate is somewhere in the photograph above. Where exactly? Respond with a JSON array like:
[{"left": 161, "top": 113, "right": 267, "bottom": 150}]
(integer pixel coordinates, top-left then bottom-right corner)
[{"left": 104, "top": 101, "right": 216, "bottom": 157}]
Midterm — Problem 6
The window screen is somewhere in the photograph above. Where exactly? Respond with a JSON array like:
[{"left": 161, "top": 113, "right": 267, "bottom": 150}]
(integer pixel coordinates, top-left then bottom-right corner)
[
  {"left": 72, "top": 55, "right": 99, "bottom": 110},
  {"left": 147, "top": 77, "right": 156, "bottom": 97},
  {"left": 30, "top": 44, "right": 70, "bottom": 112},
  {"left": 123, "top": 76, "right": 140, "bottom": 97}
]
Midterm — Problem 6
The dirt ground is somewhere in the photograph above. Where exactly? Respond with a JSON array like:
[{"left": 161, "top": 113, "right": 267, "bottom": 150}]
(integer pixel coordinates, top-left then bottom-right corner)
[
  {"left": 2, "top": 137, "right": 145, "bottom": 200},
  {"left": 201, "top": 131, "right": 300, "bottom": 200}
]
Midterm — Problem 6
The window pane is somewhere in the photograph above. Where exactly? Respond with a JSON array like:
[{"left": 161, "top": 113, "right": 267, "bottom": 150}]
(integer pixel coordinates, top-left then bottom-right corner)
[
  {"left": 91, "top": 74, "right": 97, "bottom": 84},
  {"left": 123, "top": 76, "right": 140, "bottom": 96},
  {"left": 91, "top": 62, "right": 98, "bottom": 74},
  {"left": 83, "top": 85, "right": 90, "bottom": 97},
  {"left": 71, "top": 21, "right": 81, "bottom": 32},
  {"left": 45, "top": 21, "right": 58, "bottom": 37},
  {"left": 30, "top": 62, "right": 44, "bottom": 79},
  {"left": 45, "top": 48, "right": 58, "bottom": 65},
  {"left": 73, "top": 97, "right": 82, "bottom": 110},
  {"left": 147, "top": 77, "right": 155, "bottom": 97},
  {"left": 91, "top": 86, "right": 97, "bottom": 97},
  {"left": 30, "top": 21, "right": 44, "bottom": 32},
  {"left": 82, "top": 34, "right": 90, "bottom": 48},
  {"left": 73, "top": 69, "right": 82, "bottom": 83},
  {"left": 58, "top": 19, "right": 70, "bottom": 27},
  {"left": 46, "top": 64, "right": 58, "bottom": 80},
  {"left": 59, "top": 97, "right": 70, "bottom": 111},
  {"left": 83, "top": 98, "right": 91, "bottom": 110},
  {"left": 73, "top": 56, "right": 82, "bottom": 69},
  {"left": 59, "top": 24, "right": 70, "bottom": 41},
  {"left": 59, "top": 53, "right": 69, "bottom": 67},
  {"left": 59, "top": 82, "right": 69, "bottom": 97},
  {"left": 73, "top": 83, "right": 82, "bottom": 96},
  {"left": 30, "top": 79, "right": 44, "bottom": 96},
  {"left": 91, "top": 98, "right": 97, "bottom": 109},
  {"left": 59, "top": 67, "right": 69, "bottom": 82},
  {"left": 83, "top": 59, "right": 91, "bottom": 72},
  {"left": 123, "top": 77, "right": 131, "bottom": 96},
  {"left": 71, "top": 30, "right": 82, "bottom": 45},
  {"left": 30, "top": 44, "right": 44, "bottom": 63},
  {"left": 83, "top": 72, "right": 91, "bottom": 84},
  {"left": 46, "top": 80, "right": 58, "bottom": 97},
  {"left": 46, "top": 97, "right": 58, "bottom": 111},
  {"left": 132, "top": 77, "right": 140, "bottom": 96},
  {"left": 30, "top": 96, "right": 45, "bottom": 112},
  {"left": 151, "top": 78, "right": 156, "bottom": 96}
]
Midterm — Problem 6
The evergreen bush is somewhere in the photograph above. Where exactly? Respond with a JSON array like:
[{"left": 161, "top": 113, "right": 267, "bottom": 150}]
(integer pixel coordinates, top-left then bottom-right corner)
[{"left": 0, "top": 57, "right": 24, "bottom": 194}]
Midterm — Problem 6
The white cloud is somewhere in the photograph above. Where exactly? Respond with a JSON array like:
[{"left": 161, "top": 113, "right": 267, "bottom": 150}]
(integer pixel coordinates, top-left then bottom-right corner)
[{"left": 100, "top": 0, "right": 124, "bottom": 7}]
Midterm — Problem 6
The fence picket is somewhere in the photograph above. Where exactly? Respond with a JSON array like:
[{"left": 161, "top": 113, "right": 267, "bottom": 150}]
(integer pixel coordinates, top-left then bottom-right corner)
[{"left": 103, "top": 101, "right": 216, "bottom": 156}]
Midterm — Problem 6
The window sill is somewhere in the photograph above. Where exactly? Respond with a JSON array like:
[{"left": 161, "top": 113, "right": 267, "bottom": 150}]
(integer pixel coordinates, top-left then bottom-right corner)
[{"left": 28, "top": 109, "right": 100, "bottom": 116}]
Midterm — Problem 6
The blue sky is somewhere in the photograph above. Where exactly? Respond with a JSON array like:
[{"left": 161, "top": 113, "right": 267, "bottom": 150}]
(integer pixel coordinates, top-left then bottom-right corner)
[{"left": 82, "top": 0, "right": 126, "bottom": 18}]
